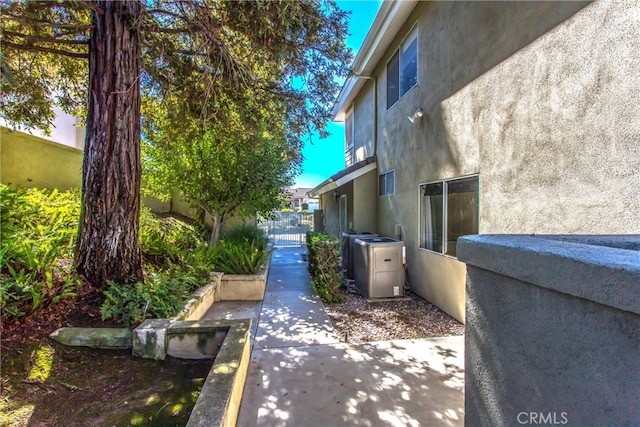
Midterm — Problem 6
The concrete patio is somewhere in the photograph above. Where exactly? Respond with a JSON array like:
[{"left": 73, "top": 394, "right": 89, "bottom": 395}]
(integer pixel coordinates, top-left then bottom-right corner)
[{"left": 204, "top": 246, "right": 465, "bottom": 426}]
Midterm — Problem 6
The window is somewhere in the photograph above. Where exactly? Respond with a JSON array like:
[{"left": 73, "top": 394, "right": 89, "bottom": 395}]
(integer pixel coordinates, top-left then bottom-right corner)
[
  {"left": 420, "top": 176, "right": 479, "bottom": 257},
  {"left": 387, "top": 25, "right": 418, "bottom": 109},
  {"left": 379, "top": 170, "right": 395, "bottom": 196}
]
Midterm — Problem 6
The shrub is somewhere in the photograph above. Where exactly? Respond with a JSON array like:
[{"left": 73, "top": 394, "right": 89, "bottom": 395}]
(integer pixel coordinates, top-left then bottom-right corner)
[
  {"left": 221, "top": 223, "right": 267, "bottom": 249},
  {"left": 139, "top": 207, "right": 205, "bottom": 265},
  {"left": 100, "top": 268, "right": 205, "bottom": 327},
  {"left": 0, "top": 185, "right": 82, "bottom": 319},
  {"left": 208, "top": 240, "right": 271, "bottom": 275},
  {"left": 306, "top": 232, "right": 344, "bottom": 303}
]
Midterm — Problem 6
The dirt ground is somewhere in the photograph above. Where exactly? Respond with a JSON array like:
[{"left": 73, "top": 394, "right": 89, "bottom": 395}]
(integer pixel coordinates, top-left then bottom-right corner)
[
  {"left": 325, "top": 285, "right": 465, "bottom": 344},
  {"left": 1, "top": 343, "right": 211, "bottom": 427},
  {"left": 0, "top": 287, "right": 211, "bottom": 427}
]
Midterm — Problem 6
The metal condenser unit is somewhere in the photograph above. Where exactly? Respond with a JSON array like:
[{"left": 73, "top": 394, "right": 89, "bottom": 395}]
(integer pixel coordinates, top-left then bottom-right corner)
[
  {"left": 341, "top": 231, "right": 377, "bottom": 280},
  {"left": 354, "top": 237, "right": 405, "bottom": 299}
]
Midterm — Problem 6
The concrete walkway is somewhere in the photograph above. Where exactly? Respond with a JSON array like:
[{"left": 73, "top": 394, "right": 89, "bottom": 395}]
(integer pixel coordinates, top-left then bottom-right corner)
[{"left": 206, "top": 247, "right": 465, "bottom": 426}]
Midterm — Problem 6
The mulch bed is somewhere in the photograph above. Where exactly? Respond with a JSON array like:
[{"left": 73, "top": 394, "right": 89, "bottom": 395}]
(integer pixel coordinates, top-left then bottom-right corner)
[
  {"left": 0, "top": 282, "right": 113, "bottom": 358},
  {"left": 325, "top": 284, "right": 465, "bottom": 344}
]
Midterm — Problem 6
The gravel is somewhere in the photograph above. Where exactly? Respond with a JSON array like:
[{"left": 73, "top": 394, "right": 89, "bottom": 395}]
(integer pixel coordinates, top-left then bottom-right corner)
[{"left": 325, "top": 284, "right": 465, "bottom": 344}]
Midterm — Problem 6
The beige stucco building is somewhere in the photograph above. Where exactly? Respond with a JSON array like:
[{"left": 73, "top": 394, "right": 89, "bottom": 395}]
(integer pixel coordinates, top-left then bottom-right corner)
[{"left": 309, "top": 0, "right": 640, "bottom": 323}]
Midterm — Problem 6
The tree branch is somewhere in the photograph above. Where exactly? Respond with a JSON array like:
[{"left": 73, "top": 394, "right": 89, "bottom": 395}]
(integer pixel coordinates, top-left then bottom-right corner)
[
  {"left": 144, "top": 8, "right": 185, "bottom": 20},
  {"left": 3, "top": 31, "right": 89, "bottom": 46},
  {"left": 72, "top": 1, "right": 105, "bottom": 15},
  {"left": 139, "top": 25, "right": 192, "bottom": 34},
  {"left": 2, "top": 40, "right": 88, "bottom": 59},
  {"left": 1, "top": 13, "right": 92, "bottom": 30}
]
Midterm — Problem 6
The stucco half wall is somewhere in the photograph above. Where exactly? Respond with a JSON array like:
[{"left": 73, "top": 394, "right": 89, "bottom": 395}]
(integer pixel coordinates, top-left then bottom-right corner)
[
  {"left": 1, "top": 127, "right": 83, "bottom": 191},
  {"left": 413, "top": 250, "right": 466, "bottom": 323}
]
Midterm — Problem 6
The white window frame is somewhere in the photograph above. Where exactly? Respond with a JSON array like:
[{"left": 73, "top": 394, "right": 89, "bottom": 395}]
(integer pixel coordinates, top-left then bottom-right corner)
[
  {"left": 379, "top": 170, "right": 396, "bottom": 196},
  {"left": 387, "top": 24, "right": 418, "bottom": 110},
  {"left": 418, "top": 174, "right": 479, "bottom": 258}
]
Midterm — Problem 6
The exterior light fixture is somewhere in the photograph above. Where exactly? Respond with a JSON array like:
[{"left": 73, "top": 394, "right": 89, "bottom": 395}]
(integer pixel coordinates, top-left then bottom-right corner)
[
  {"left": 408, "top": 108, "right": 424, "bottom": 123},
  {"left": 334, "top": 190, "right": 340, "bottom": 201}
]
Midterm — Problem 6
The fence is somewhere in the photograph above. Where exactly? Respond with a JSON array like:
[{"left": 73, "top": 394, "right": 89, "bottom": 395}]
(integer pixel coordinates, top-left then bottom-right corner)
[{"left": 258, "top": 211, "right": 313, "bottom": 246}]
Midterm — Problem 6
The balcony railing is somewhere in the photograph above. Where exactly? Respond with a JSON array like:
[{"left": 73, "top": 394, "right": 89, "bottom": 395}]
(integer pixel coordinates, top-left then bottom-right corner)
[{"left": 345, "top": 144, "right": 355, "bottom": 167}]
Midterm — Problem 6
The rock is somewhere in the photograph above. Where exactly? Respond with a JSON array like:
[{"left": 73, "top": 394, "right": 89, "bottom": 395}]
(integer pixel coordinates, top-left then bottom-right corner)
[{"left": 50, "top": 327, "right": 132, "bottom": 349}]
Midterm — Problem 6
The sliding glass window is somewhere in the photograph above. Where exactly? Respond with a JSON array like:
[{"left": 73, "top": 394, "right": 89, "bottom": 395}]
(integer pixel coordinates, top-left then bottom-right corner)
[{"left": 420, "top": 176, "right": 479, "bottom": 257}]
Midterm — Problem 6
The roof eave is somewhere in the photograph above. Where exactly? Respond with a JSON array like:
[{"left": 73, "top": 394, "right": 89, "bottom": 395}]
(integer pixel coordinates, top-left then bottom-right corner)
[{"left": 308, "top": 156, "right": 377, "bottom": 197}]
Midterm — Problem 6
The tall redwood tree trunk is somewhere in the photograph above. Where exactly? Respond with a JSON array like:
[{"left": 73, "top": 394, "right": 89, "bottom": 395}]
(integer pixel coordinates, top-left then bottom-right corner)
[{"left": 75, "top": 1, "right": 143, "bottom": 288}]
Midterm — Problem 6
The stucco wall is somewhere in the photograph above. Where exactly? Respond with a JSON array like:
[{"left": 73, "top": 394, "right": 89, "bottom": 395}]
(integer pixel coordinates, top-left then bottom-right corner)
[
  {"left": 352, "top": 79, "right": 376, "bottom": 163},
  {"left": 343, "top": 183, "right": 354, "bottom": 231},
  {"left": 459, "top": 234, "right": 640, "bottom": 426},
  {"left": 1, "top": 127, "right": 83, "bottom": 190},
  {"left": 0, "top": 107, "right": 85, "bottom": 151},
  {"left": 352, "top": 170, "right": 378, "bottom": 233},
  {"left": 345, "top": 0, "right": 639, "bottom": 322},
  {"left": 320, "top": 192, "right": 340, "bottom": 237},
  {"left": 445, "top": 0, "right": 640, "bottom": 234}
]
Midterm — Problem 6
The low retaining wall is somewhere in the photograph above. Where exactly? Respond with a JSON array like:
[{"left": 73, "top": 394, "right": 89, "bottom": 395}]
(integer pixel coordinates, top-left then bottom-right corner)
[
  {"left": 458, "top": 235, "right": 640, "bottom": 427},
  {"left": 176, "top": 273, "right": 224, "bottom": 321},
  {"left": 133, "top": 319, "right": 251, "bottom": 427},
  {"left": 216, "top": 254, "right": 271, "bottom": 301}
]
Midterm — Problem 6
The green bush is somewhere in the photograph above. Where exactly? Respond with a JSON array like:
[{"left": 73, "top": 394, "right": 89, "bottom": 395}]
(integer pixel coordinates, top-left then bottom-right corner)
[
  {"left": 102, "top": 210, "right": 215, "bottom": 326},
  {"left": 139, "top": 207, "right": 205, "bottom": 265},
  {"left": 0, "top": 186, "right": 273, "bottom": 326},
  {"left": 306, "top": 231, "right": 344, "bottom": 303},
  {"left": 221, "top": 223, "right": 267, "bottom": 249},
  {"left": 0, "top": 185, "right": 82, "bottom": 319},
  {"left": 100, "top": 268, "right": 205, "bottom": 327},
  {"left": 208, "top": 240, "right": 271, "bottom": 275}
]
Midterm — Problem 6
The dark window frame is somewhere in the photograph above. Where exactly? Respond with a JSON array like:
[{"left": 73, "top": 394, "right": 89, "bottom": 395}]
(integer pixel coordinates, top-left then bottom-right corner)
[
  {"left": 386, "top": 24, "right": 418, "bottom": 109},
  {"left": 419, "top": 175, "right": 479, "bottom": 258}
]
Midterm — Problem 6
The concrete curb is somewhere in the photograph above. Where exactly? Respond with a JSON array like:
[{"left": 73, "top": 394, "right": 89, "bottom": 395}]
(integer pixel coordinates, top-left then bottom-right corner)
[{"left": 176, "top": 272, "right": 224, "bottom": 321}]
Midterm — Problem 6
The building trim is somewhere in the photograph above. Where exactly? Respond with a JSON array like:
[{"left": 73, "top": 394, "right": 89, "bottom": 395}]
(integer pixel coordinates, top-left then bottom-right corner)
[{"left": 331, "top": 0, "right": 419, "bottom": 122}]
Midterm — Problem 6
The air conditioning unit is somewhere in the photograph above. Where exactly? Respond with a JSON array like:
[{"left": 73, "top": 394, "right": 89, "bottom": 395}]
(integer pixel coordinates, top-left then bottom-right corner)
[
  {"left": 354, "top": 237, "right": 405, "bottom": 299},
  {"left": 341, "top": 232, "right": 377, "bottom": 280}
]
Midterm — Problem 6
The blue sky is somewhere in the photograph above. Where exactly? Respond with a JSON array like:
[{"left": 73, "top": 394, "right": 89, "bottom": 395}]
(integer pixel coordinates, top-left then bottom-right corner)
[{"left": 294, "top": 1, "right": 382, "bottom": 189}]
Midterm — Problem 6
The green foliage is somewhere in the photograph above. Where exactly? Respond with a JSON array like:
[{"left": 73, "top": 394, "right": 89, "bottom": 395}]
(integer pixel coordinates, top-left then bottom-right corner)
[
  {"left": 142, "top": 91, "right": 296, "bottom": 244},
  {"left": 100, "top": 209, "right": 215, "bottom": 326},
  {"left": 0, "top": 186, "right": 273, "bottom": 325},
  {"left": 208, "top": 240, "right": 271, "bottom": 275},
  {"left": 0, "top": 185, "right": 82, "bottom": 319},
  {"left": 100, "top": 270, "right": 202, "bottom": 327},
  {"left": 102, "top": 214, "right": 271, "bottom": 325},
  {"left": 138, "top": 207, "right": 205, "bottom": 265},
  {"left": 306, "top": 232, "right": 344, "bottom": 304},
  {"left": 221, "top": 223, "right": 267, "bottom": 248},
  {"left": 3, "top": 0, "right": 352, "bottom": 168}
]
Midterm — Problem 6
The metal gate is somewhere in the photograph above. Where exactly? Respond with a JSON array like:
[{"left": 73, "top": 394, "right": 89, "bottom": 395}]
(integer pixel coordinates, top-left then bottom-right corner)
[{"left": 258, "top": 211, "right": 313, "bottom": 246}]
